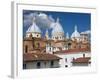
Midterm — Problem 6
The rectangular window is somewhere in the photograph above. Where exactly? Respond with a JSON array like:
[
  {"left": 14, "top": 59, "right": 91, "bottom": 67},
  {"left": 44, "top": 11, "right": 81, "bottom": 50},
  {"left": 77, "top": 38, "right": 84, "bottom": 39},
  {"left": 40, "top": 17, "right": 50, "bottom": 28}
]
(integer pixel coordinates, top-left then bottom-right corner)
[
  {"left": 23, "top": 63, "right": 26, "bottom": 69},
  {"left": 25, "top": 45, "right": 28, "bottom": 53},
  {"left": 49, "top": 47, "right": 51, "bottom": 52},
  {"left": 37, "top": 62, "right": 41, "bottom": 68},
  {"left": 51, "top": 61, "right": 54, "bottom": 67},
  {"left": 65, "top": 58, "right": 67, "bottom": 62}
]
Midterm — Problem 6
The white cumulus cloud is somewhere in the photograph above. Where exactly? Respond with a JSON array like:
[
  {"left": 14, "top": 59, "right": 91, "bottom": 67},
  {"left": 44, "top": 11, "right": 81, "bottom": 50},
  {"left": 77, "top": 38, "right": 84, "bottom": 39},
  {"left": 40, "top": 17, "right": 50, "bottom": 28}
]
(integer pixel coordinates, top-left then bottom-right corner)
[{"left": 23, "top": 12, "right": 55, "bottom": 29}]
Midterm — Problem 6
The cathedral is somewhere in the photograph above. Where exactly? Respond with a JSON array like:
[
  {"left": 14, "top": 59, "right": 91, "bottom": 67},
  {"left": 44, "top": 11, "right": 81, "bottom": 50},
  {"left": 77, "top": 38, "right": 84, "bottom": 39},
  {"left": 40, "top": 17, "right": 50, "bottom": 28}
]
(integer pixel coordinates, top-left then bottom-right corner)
[{"left": 23, "top": 16, "right": 91, "bottom": 69}]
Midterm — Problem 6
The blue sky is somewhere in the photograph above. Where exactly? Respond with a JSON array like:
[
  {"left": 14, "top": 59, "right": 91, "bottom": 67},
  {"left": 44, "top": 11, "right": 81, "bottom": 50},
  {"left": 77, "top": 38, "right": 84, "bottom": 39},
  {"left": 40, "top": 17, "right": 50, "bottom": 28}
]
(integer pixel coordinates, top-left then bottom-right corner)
[{"left": 23, "top": 10, "right": 91, "bottom": 37}]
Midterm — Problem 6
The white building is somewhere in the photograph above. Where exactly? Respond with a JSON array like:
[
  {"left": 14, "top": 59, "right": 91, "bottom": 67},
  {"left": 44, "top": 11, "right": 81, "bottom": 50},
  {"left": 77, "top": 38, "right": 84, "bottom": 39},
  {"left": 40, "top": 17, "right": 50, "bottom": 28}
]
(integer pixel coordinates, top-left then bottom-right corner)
[
  {"left": 23, "top": 53, "right": 61, "bottom": 69},
  {"left": 24, "top": 15, "right": 91, "bottom": 69},
  {"left": 54, "top": 48, "right": 91, "bottom": 67},
  {"left": 23, "top": 17, "right": 62, "bottom": 69}
]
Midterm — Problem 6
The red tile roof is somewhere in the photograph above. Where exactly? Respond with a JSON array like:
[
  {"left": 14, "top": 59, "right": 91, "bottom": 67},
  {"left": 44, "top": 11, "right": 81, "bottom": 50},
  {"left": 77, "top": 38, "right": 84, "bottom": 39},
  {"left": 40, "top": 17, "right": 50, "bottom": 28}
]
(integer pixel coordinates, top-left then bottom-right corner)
[
  {"left": 54, "top": 48, "right": 90, "bottom": 54},
  {"left": 23, "top": 53, "right": 62, "bottom": 62},
  {"left": 24, "top": 37, "right": 47, "bottom": 42},
  {"left": 55, "top": 40, "right": 67, "bottom": 43},
  {"left": 72, "top": 57, "right": 91, "bottom": 63}
]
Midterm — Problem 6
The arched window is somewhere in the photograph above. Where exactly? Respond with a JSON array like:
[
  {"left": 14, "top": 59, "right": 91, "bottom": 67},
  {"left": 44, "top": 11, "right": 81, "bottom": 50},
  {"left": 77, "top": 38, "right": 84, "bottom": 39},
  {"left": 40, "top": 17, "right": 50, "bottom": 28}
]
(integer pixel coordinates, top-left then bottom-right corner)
[
  {"left": 51, "top": 61, "right": 54, "bottom": 67},
  {"left": 33, "top": 44, "right": 34, "bottom": 48},
  {"left": 49, "top": 47, "right": 51, "bottom": 52},
  {"left": 23, "top": 63, "right": 26, "bottom": 69},
  {"left": 56, "top": 37, "right": 58, "bottom": 39},
  {"left": 37, "top": 34, "right": 39, "bottom": 37},
  {"left": 37, "top": 62, "right": 41, "bottom": 68},
  {"left": 65, "top": 58, "right": 67, "bottom": 62},
  {"left": 68, "top": 43, "right": 71, "bottom": 49},
  {"left": 37, "top": 42, "right": 40, "bottom": 48},
  {"left": 83, "top": 54, "right": 85, "bottom": 58},
  {"left": 25, "top": 45, "right": 28, "bottom": 53}
]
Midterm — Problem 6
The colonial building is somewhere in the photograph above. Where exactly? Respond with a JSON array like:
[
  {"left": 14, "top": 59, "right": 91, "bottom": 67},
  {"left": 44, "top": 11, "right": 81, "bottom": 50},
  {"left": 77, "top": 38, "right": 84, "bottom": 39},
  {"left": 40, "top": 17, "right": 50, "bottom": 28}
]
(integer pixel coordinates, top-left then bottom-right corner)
[
  {"left": 54, "top": 48, "right": 91, "bottom": 67},
  {"left": 23, "top": 17, "right": 61, "bottom": 69},
  {"left": 23, "top": 53, "right": 61, "bottom": 69},
  {"left": 23, "top": 17, "right": 91, "bottom": 69}
]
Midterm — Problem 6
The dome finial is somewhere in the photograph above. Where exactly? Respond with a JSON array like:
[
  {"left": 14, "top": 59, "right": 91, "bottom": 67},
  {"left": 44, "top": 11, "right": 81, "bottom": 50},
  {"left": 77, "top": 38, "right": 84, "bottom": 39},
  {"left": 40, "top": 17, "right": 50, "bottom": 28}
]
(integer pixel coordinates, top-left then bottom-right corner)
[
  {"left": 56, "top": 17, "right": 59, "bottom": 23},
  {"left": 52, "top": 17, "right": 64, "bottom": 35},
  {"left": 32, "top": 17, "right": 36, "bottom": 23},
  {"left": 71, "top": 25, "right": 80, "bottom": 39},
  {"left": 26, "top": 16, "right": 41, "bottom": 35},
  {"left": 75, "top": 25, "right": 77, "bottom": 32},
  {"left": 66, "top": 32, "right": 69, "bottom": 39}
]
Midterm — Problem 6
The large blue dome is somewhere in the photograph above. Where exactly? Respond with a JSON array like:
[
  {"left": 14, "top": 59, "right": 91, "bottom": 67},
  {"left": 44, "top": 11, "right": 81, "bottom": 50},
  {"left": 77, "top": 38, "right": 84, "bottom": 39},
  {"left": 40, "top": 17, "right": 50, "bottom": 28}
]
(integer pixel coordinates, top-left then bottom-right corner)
[{"left": 52, "top": 18, "right": 64, "bottom": 35}]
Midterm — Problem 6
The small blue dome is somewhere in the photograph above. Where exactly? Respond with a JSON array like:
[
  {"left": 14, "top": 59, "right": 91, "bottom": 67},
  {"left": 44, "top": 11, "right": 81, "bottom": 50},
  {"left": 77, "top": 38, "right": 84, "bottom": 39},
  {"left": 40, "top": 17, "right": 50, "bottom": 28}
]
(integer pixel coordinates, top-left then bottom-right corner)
[
  {"left": 26, "top": 17, "right": 41, "bottom": 33},
  {"left": 71, "top": 25, "right": 80, "bottom": 38}
]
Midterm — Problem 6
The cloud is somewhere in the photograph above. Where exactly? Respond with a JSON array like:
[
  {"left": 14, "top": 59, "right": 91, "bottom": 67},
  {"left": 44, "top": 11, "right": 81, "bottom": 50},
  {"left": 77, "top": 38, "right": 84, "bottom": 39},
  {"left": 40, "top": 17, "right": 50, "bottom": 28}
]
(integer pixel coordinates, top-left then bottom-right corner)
[
  {"left": 23, "top": 12, "right": 55, "bottom": 29},
  {"left": 23, "top": 13, "right": 38, "bottom": 27},
  {"left": 81, "top": 30, "right": 91, "bottom": 34},
  {"left": 50, "top": 22, "right": 56, "bottom": 29}
]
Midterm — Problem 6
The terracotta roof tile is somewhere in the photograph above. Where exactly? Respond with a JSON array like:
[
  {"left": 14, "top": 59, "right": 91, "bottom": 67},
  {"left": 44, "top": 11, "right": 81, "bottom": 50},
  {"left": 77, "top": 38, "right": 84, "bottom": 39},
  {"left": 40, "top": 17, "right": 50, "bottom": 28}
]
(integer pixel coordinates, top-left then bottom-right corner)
[
  {"left": 72, "top": 57, "right": 91, "bottom": 63},
  {"left": 24, "top": 37, "right": 47, "bottom": 42},
  {"left": 54, "top": 48, "right": 90, "bottom": 54},
  {"left": 23, "top": 53, "right": 62, "bottom": 62}
]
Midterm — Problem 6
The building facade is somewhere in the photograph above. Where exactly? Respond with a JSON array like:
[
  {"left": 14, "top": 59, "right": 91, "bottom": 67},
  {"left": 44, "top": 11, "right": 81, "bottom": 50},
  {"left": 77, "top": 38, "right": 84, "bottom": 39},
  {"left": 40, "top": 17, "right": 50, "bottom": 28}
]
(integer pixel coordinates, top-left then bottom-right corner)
[
  {"left": 23, "top": 17, "right": 91, "bottom": 69},
  {"left": 54, "top": 48, "right": 91, "bottom": 67}
]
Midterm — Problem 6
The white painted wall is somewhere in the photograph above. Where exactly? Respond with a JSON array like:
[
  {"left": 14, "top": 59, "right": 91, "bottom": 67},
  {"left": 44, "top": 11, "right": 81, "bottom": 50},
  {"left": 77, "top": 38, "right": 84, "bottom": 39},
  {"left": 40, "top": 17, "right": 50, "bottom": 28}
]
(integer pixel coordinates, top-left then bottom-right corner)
[
  {"left": 25, "top": 60, "right": 60, "bottom": 69},
  {"left": 46, "top": 45, "right": 53, "bottom": 54},
  {"left": 26, "top": 32, "right": 41, "bottom": 38},
  {"left": 55, "top": 52, "right": 91, "bottom": 68}
]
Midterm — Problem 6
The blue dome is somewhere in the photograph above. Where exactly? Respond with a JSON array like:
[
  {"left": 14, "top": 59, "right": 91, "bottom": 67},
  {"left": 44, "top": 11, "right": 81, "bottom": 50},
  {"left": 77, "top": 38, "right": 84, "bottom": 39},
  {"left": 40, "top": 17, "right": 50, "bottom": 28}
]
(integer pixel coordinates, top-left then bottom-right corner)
[
  {"left": 71, "top": 25, "right": 80, "bottom": 38},
  {"left": 52, "top": 18, "right": 64, "bottom": 35},
  {"left": 26, "top": 17, "right": 41, "bottom": 33}
]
